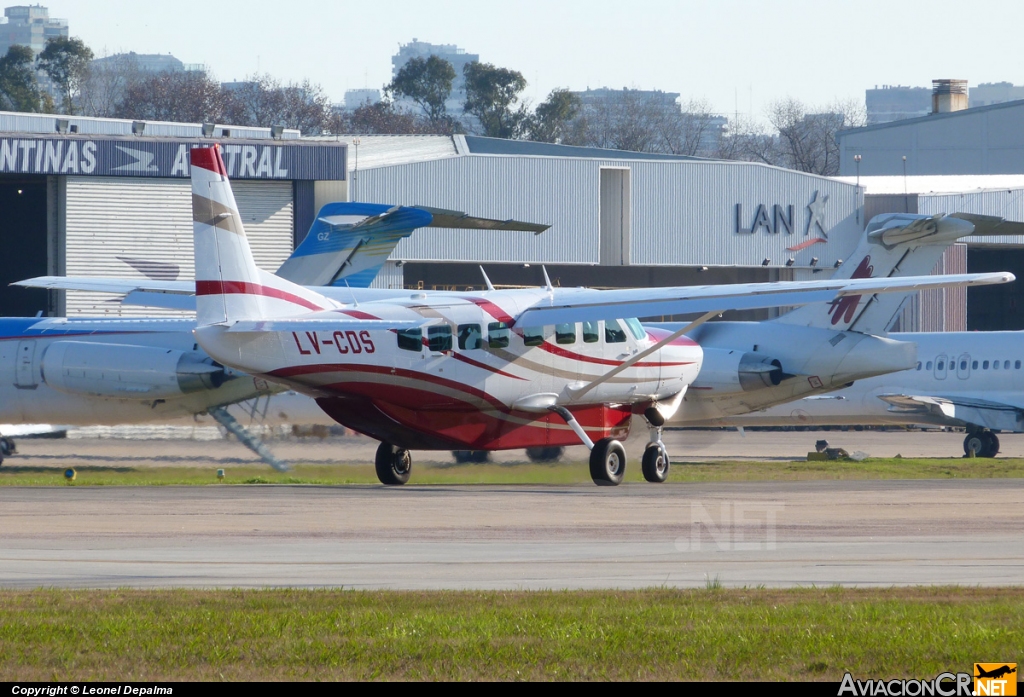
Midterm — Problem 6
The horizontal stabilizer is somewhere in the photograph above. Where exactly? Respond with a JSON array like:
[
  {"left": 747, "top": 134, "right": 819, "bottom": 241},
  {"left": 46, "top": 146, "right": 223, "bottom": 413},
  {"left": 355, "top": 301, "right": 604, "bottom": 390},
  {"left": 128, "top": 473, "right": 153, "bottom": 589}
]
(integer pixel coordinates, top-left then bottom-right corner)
[
  {"left": 13, "top": 276, "right": 194, "bottom": 295},
  {"left": 950, "top": 213, "right": 1024, "bottom": 237},
  {"left": 417, "top": 206, "right": 550, "bottom": 233}
]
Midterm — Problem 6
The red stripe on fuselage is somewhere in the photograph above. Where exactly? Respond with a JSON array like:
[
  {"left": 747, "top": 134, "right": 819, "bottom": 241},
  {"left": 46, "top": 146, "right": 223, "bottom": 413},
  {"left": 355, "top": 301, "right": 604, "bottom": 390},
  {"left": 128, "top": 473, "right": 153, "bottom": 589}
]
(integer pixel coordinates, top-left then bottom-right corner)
[
  {"left": 464, "top": 297, "right": 516, "bottom": 326},
  {"left": 195, "top": 280, "right": 326, "bottom": 311},
  {"left": 537, "top": 340, "right": 694, "bottom": 367}
]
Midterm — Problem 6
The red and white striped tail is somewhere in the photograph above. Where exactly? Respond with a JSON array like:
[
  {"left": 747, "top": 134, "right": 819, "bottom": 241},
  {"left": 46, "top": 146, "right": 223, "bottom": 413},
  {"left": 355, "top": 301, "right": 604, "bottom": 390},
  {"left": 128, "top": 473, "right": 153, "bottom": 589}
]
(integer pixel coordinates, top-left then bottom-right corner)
[{"left": 190, "top": 145, "right": 334, "bottom": 326}]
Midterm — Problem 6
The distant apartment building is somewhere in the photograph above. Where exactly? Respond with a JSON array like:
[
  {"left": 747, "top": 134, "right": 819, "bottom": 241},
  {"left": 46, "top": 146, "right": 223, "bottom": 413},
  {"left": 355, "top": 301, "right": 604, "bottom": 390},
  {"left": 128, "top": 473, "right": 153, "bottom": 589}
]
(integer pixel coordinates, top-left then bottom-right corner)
[
  {"left": 0, "top": 4, "right": 66, "bottom": 55},
  {"left": 391, "top": 39, "right": 479, "bottom": 115},
  {"left": 573, "top": 87, "right": 682, "bottom": 109},
  {"left": 865, "top": 85, "right": 931, "bottom": 124},
  {"left": 970, "top": 81, "right": 1024, "bottom": 107},
  {"left": 344, "top": 88, "right": 381, "bottom": 110},
  {"left": 91, "top": 52, "right": 202, "bottom": 74}
]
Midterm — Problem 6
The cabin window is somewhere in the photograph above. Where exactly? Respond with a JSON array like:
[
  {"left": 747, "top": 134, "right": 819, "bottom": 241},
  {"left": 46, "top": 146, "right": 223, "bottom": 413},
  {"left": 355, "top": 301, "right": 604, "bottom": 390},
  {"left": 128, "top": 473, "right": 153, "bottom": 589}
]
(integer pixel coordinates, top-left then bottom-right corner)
[
  {"left": 1017, "top": 361, "right": 1022, "bottom": 370},
  {"left": 583, "top": 321, "right": 600, "bottom": 343},
  {"left": 926, "top": 361, "right": 933, "bottom": 370},
  {"left": 916, "top": 362, "right": 922, "bottom": 371},
  {"left": 555, "top": 323, "right": 576, "bottom": 345},
  {"left": 397, "top": 328, "right": 422, "bottom": 352},
  {"left": 523, "top": 327, "right": 545, "bottom": 347},
  {"left": 983, "top": 360, "right": 990, "bottom": 369},
  {"left": 936, "top": 361, "right": 945, "bottom": 371},
  {"left": 1005, "top": 361, "right": 1011, "bottom": 370},
  {"left": 605, "top": 319, "right": 627, "bottom": 343},
  {"left": 624, "top": 317, "right": 646, "bottom": 340},
  {"left": 488, "top": 322, "right": 510, "bottom": 349},
  {"left": 428, "top": 325, "right": 452, "bottom": 352},
  {"left": 458, "top": 324, "right": 483, "bottom": 350},
  {"left": 973, "top": 361, "right": 979, "bottom": 370},
  {"left": 960, "top": 360, "right": 967, "bottom": 371},
  {"left": 995, "top": 361, "right": 1001, "bottom": 370}
]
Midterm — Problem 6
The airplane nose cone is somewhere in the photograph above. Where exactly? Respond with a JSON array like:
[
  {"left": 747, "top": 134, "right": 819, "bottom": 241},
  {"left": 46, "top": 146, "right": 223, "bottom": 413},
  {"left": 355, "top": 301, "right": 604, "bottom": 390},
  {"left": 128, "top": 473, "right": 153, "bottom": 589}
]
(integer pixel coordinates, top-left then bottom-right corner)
[{"left": 832, "top": 334, "right": 917, "bottom": 383}]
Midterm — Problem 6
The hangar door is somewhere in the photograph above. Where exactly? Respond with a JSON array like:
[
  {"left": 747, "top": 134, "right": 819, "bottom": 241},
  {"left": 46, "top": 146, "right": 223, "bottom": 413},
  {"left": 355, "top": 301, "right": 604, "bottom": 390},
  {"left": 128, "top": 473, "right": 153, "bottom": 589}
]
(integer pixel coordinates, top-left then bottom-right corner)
[{"left": 63, "top": 177, "right": 294, "bottom": 317}]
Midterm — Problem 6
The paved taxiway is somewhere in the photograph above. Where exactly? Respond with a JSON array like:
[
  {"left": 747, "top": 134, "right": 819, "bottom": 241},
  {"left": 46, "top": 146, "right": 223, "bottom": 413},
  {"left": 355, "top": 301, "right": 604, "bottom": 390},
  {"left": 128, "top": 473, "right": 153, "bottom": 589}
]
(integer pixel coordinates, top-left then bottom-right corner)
[{"left": 2, "top": 480, "right": 1022, "bottom": 589}]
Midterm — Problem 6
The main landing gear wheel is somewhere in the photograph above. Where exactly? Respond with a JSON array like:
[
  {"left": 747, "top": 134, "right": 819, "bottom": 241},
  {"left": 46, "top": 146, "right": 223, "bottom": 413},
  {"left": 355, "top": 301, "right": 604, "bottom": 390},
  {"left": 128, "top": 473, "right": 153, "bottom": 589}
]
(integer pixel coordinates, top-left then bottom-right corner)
[
  {"left": 589, "top": 438, "right": 626, "bottom": 486},
  {"left": 452, "top": 450, "right": 489, "bottom": 464},
  {"left": 641, "top": 443, "right": 670, "bottom": 483},
  {"left": 375, "top": 442, "right": 412, "bottom": 485},
  {"left": 964, "top": 431, "right": 1000, "bottom": 458}
]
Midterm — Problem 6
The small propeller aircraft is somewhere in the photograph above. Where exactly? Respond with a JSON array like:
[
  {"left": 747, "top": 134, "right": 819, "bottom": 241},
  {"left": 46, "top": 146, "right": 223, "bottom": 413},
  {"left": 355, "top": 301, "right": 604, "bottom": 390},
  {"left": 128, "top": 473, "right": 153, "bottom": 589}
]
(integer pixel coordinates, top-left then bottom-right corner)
[{"left": 184, "top": 144, "right": 1014, "bottom": 486}]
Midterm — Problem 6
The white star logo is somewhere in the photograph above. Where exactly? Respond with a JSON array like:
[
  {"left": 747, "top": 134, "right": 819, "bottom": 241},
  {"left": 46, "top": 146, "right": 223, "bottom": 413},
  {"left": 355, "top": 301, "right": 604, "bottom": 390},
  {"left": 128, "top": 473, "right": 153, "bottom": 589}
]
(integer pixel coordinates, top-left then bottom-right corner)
[{"left": 806, "top": 190, "right": 829, "bottom": 238}]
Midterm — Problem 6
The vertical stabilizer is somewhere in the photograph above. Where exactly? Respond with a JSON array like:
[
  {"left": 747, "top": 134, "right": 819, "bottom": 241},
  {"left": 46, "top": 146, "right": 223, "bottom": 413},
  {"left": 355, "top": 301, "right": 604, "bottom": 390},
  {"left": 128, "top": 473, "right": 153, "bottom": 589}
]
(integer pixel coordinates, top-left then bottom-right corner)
[
  {"left": 776, "top": 213, "right": 975, "bottom": 333},
  {"left": 190, "top": 145, "right": 334, "bottom": 326}
]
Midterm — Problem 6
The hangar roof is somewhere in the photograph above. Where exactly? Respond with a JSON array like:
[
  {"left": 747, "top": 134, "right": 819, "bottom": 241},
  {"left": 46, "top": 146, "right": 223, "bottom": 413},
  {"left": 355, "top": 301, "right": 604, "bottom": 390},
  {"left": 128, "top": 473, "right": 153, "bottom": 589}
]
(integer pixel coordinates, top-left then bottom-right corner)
[{"left": 460, "top": 135, "right": 706, "bottom": 162}]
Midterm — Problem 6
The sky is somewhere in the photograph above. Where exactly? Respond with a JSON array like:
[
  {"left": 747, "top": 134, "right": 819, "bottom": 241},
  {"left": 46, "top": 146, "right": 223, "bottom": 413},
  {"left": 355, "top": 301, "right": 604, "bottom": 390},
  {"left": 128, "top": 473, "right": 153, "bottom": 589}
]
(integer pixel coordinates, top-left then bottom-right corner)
[{"left": 48, "top": 0, "right": 1024, "bottom": 119}]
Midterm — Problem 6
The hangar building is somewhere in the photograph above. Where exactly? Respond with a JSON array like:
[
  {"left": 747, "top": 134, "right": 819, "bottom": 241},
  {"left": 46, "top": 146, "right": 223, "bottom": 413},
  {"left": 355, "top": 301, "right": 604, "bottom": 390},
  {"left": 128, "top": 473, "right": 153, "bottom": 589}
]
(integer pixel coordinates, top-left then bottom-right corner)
[{"left": 0, "top": 111, "right": 346, "bottom": 318}]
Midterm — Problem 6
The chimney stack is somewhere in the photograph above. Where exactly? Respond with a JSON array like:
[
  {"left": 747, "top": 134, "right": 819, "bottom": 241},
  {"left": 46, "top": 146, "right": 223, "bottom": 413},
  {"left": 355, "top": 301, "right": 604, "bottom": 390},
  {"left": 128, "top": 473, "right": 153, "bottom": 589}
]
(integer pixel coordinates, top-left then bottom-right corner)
[{"left": 932, "top": 79, "right": 968, "bottom": 114}]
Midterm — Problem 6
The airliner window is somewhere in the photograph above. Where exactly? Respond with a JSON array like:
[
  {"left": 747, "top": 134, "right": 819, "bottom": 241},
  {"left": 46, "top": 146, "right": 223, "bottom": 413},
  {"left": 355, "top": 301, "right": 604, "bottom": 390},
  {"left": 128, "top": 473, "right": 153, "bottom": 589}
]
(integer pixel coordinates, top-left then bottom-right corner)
[
  {"left": 458, "top": 324, "right": 482, "bottom": 350},
  {"left": 960, "top": 360, "right": 967, "bottom": 371},
  {"left": 983, "top": 361, "right": 990, "bottom": 369},
  {"left": 583, "top": 321, "right": 600, "bottom": 343},
  {"left": 605, "top": 319, "right": 627, "bottom": 343},
  {"left": 488, "top": 322, "right": 510, "bottom": 349},
  {"left": 523, "top": 327, "right": 545, "bottom": 347},
  {"left": 1005, "top": 361, "right": 1011, "bottom": 370},
  {"left": 926, "top": 361, "right": 933, "bottom": 370},
  {"left": 994, "top": 361, "right": 1000, "bottom": 371},
  {"left": 624, "top": 317, "right": 646, "bottom": 340},
  {"left": 428, "top": 325, "right": 453, "bottom": 352},
  {"left": 555, "top": 323, "right": 576, "bottom": 345},
  {"left": 397, "top": 328, "right": 422, "bottom": 352},
  {"left": 973, "top": 361, "right": 979, "bottom": 370},
  {"left": 937, "top": 361, "right": 945, "bottom": 371},
  {"left": 916, "top": 362, "right": 922, "bottom": 371},
  {"left": 1017, "top": 361, "right": 1021, "bottom": 370}
]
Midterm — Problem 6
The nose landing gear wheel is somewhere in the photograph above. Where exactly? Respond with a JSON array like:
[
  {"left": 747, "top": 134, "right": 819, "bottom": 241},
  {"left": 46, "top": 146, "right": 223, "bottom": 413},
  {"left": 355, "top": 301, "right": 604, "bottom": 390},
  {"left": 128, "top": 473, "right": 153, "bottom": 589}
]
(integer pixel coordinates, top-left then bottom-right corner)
[
  {"left": 589, "top": 438, "right": 626, "bottom": 486},
  {"left": 641, "top": 444, "right": 670, "bottom": 483},
  {"left": 375, "top": 442, "right": 412, "bottom": 485}
]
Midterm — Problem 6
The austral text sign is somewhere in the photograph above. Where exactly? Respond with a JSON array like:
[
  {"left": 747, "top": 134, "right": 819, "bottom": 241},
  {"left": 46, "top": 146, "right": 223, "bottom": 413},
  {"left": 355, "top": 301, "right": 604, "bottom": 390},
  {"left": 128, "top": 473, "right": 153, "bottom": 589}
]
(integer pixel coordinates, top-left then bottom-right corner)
[{"left": 0, "top": 135, "right": 346, "bottom": 180}]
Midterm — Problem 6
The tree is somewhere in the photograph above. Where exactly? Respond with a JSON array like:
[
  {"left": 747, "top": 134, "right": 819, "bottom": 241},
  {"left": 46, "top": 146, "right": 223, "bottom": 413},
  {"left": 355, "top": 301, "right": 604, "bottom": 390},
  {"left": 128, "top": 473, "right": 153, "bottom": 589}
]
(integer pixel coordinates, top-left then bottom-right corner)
[
  {"left": 388, "top": 55, "right": 456, "bottom": 131},
  {"left": 114, "top": 69, "right": 225, "bottom": 123},
  {"left": 462, "top": 61, "right": 529, "bottom": 139},
  {"left": 654, "top": 98, "right": 721, "bottom": 157},
  {"left": 0, "top": 45, "right": 42, "bottom": 112},
  {"left": 78, "top": 52, "right": 143, "bottom": 117},
  {"left": 332, "top": 99, "right": 429, "bottom": 135},
  {"left": 37, "top": 36, "right": 93, "bottom": 114},
  {"left": 222, "top": 73, "right": 333, "bottom": 134},
  {"left": 527, "top": 88, "right": 581, "bottom": 143},
  {"left": 572, "top": 88, "right": 666, "bottom": 152}
]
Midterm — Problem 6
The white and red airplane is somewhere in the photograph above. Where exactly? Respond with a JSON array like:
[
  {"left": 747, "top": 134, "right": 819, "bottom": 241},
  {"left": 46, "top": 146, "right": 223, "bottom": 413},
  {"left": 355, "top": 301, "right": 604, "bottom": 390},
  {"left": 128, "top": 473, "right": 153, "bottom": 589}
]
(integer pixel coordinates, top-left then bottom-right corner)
[{"left": 184, "top": 145, "right": 1014, "bottom": 485}]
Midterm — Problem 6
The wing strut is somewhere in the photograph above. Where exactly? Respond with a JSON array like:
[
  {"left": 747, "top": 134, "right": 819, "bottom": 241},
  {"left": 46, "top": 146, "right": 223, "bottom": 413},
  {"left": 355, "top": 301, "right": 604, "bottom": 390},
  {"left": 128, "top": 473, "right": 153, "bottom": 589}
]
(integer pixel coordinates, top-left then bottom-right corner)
[{"left": 569, "top": 310, "right": 722, "bottom": 401}]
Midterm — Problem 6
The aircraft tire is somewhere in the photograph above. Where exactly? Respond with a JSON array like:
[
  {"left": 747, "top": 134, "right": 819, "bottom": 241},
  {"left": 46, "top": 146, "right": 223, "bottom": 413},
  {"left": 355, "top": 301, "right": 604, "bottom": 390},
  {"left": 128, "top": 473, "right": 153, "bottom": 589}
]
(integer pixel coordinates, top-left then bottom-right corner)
[
  {"left": 984, "top": 432, "right": 1000, "bottom": 458},
  {"left": 375, "top": 442, "right": 412, "bottom": 485},
  {"left": 0, "top": 437, "right": 11, "bottom": 458},
  {"left": 525, "top": 446, "right": 564, "bottom": 463},
  {"left": 964, "top": 433, "right": 985, "bottom": 457},
  {"left": 641, "top": 444, "right": 670, "bottom": 483},
  {"left": 589, "top": 438, "right": 626, "bottom": 486}
]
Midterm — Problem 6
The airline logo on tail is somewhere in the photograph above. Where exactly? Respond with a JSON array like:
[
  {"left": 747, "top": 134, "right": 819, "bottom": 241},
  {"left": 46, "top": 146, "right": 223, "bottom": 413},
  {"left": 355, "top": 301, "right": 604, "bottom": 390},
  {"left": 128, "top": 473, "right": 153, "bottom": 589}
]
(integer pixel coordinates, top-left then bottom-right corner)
[{"left": 828, "top": 255, "right": 873, "bottom": 325}]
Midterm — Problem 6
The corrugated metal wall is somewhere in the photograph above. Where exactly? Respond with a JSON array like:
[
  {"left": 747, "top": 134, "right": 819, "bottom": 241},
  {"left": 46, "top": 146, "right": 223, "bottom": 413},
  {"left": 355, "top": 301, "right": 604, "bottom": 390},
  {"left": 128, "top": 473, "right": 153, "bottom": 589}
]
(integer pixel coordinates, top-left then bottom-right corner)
[
  {"left": 64, "top": 177, "right": 293, "bottom": 317},
  {"left": 908, "top": 243, "right": 968, "bottom": 332},
  {"left": 355, "top": 155, "right": 864, "bottom": 268},
  {"left": 370, "top": 260, "right": 405, "bottom": 290}
]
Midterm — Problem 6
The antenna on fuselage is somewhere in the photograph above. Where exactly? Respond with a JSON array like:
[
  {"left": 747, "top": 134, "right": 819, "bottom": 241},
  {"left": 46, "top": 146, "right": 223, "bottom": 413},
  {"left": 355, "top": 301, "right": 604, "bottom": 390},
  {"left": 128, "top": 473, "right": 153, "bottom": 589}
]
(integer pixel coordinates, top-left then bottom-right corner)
[
  {"left": 343, "top": 280, "right": 359, "bottom": 307},
  {"left": 479, "top": 265, "right": 495, "bottom": 291},
  {"left": 541, "top": 265, "right": 553, "bottom": 292}
]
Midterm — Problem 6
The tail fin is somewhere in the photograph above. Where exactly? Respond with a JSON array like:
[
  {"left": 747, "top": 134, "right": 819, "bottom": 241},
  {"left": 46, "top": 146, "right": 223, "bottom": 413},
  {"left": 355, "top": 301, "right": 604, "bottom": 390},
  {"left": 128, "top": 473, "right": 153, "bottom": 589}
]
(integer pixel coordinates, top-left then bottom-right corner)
[
  {"left": 191, "top": 145, "right": 334, "bottom": 326},
  {"left": 776, "top": 213, "right": 975, "bottom": 333}
]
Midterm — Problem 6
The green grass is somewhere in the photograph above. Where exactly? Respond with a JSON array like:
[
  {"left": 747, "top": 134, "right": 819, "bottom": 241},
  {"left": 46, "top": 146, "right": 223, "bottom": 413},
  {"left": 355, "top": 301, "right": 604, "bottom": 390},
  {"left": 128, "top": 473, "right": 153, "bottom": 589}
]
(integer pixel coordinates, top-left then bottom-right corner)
[
  {"left": 0, "top": 587, "right": 1019, "bottom": 680},
  {"left": 2, "top": 457, "right": 1024, "bottom": 487}
]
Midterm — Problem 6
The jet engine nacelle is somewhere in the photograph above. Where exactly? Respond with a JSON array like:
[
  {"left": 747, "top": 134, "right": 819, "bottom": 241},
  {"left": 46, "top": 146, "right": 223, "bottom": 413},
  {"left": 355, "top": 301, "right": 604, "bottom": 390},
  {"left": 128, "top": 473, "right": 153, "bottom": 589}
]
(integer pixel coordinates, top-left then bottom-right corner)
[
  {"left": 40, "top": 341, "right": 230, "bottom": 400},
  {"left": 693, "top": 348, "right": 784, "bottom": 393}
]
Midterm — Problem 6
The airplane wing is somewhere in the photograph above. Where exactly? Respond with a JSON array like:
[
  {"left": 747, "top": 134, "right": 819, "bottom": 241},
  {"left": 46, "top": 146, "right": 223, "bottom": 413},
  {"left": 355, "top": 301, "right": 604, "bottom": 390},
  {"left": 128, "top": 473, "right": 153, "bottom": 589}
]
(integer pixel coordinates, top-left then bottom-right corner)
[
  {"left": 514, "top": 272, "right": 1015, "bottom": 326},
  {"left": 878, "top": 393, "right": 1024, "bottom": 432}
]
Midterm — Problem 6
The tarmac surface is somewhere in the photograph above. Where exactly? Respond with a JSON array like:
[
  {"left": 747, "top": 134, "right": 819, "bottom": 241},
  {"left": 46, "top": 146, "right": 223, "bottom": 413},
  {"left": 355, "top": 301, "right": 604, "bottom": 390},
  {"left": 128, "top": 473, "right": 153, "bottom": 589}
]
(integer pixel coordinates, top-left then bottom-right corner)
[{"left": 2, "top": 476, "right": 1022, "bottom": 590}]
